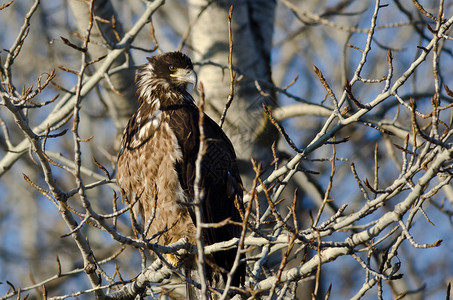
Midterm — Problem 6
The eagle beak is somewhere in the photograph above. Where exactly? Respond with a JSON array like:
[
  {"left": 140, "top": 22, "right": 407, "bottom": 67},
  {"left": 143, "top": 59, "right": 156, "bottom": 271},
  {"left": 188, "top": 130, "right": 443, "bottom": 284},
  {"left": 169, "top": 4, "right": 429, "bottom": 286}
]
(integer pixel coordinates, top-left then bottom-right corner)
[{"left": 171, "top": 69, "right": 198, "bottom": 88}]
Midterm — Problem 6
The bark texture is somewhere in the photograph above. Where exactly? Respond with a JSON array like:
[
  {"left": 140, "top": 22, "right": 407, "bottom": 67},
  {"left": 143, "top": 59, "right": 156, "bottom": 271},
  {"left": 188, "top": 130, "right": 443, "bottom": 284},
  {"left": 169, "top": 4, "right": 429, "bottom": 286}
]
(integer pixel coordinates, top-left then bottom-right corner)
[
  {"left": 70, "top": 0, "right": 138, "bottom": 138},
  {"left": 188, "top": 0, "right": 278, "bottom": 186}
]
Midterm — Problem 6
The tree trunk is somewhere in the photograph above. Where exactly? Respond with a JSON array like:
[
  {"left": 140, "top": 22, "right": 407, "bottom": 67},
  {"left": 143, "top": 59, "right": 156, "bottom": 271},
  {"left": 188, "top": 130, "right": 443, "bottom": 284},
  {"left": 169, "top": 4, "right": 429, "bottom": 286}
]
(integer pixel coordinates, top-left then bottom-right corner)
[
  {"left": 69, "top": 0, "right": 138, "bottom": 143},
  {"left": 188, "top": 0, "right": 278, "bottom": 188},
  {"left": 188, "top": 2, "right": 318, "bottom": 298}
]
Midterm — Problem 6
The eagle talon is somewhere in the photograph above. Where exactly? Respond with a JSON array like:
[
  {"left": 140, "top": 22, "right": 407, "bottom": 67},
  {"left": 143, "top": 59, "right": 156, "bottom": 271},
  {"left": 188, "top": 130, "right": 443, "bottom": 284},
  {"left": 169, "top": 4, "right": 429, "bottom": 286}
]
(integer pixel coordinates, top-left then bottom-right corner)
[{"left": 166, "top": 253, "right": 180, "bottom": 267}]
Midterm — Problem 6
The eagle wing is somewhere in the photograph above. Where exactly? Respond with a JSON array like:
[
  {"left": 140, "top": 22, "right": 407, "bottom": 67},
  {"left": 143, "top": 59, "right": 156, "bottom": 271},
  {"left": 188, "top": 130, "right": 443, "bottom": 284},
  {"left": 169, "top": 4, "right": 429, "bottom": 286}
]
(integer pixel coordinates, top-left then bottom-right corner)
[
  {"left": 118, "top": 102, "right": 162, "bottom": 157},
  {"left": 165, "top": 100, "right": 244, "bottom": 285}
]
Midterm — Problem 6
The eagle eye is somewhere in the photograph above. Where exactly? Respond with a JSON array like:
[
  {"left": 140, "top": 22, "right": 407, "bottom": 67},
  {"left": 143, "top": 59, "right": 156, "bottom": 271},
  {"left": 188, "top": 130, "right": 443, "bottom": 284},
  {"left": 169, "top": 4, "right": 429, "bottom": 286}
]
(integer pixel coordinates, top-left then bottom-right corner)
[{"left": 169, "top": 65, "right": 176, "bottom": 71}]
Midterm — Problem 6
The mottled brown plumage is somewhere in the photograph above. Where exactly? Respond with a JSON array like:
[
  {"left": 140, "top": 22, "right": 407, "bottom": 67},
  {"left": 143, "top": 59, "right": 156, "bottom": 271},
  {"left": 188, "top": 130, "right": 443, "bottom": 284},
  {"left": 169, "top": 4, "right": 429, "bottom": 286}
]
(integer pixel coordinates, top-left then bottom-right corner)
[{"left": 117, "top": 52, "right": 245, "bottom": 294}]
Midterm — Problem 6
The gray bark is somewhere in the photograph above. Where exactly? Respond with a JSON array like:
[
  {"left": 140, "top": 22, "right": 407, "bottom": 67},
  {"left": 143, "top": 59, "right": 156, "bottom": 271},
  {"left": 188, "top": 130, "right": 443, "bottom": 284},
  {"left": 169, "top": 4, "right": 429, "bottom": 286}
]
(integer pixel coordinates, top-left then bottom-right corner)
[
  {"left": 188, "top": 0, "right": 278, "bottom": 187},
  {"left": 69, "top": 0, "right": 138, "bottom": 139},
  {"left": 188, "top": 2, "right": 317, "bottom": 299}
]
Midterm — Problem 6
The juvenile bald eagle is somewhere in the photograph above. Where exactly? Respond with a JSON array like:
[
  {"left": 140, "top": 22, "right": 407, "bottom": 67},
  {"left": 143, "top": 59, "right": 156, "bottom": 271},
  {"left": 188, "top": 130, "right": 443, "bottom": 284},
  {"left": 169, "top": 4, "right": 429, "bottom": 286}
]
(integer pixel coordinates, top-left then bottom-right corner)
[{"left": 117, "top": 51, "right": 245, "bottom": 297}]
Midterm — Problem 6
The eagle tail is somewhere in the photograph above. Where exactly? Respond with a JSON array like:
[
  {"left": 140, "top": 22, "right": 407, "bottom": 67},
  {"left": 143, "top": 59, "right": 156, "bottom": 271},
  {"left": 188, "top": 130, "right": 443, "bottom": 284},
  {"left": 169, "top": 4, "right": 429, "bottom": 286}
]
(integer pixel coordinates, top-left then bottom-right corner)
[{"left": 184, "top": 250, "right": 245, "bottom": 300}]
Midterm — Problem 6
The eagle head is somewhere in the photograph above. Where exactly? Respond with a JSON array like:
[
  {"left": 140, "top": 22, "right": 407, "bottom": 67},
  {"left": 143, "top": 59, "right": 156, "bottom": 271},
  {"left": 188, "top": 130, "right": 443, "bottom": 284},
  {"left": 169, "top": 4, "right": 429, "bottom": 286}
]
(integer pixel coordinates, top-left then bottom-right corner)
[{"left": 136, "top": 52, "right": 197, "bottom": 104}]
